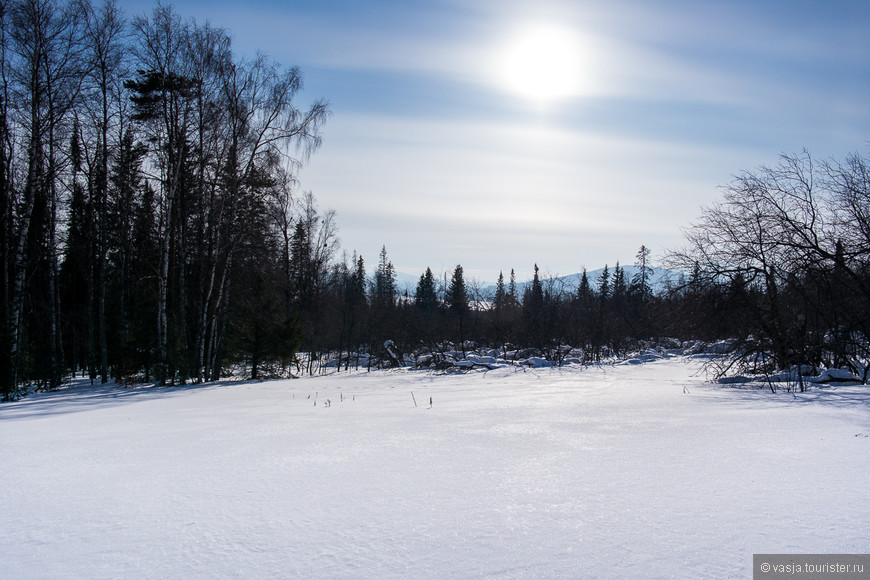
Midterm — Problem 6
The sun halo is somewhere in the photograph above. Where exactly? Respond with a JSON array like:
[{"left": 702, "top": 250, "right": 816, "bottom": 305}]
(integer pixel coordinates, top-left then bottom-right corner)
[{"left": 500, "top": 24, "right": 586, "bottom": 103}]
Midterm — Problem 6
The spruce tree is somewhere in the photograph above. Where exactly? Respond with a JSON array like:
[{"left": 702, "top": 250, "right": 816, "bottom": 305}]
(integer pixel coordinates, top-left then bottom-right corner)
[
  {"left": 447, "top": 265, "right": 469, "bottom": 353},
  {"left": 631, "top": 245, "right": 653, "bottom": 304},
  {"left": 447, "top": 265, "right": 468, "bottom": 316},
  {"left": 577, "top": 268, "right": 592, "bottom": 303},
  {"left": 525, "top": 264, "right": 544, "bottom": 310},
  {"left": 415, "top": 267, "right": 438, "bottom": 314},
  {"left": 493, "top": 271, "right": 507, "bottom": 311},
  {"left": 597, "top": 265, "right": 611, "bottom": 301},
  {"left": 521, "top": 264, "right": 545, "bottom": 348},
  {"left": 374, "top": 246, "right": 396, "bottom": 309},
  {"left": 613, "top": 262, "right": 627, "bottom": 300}
]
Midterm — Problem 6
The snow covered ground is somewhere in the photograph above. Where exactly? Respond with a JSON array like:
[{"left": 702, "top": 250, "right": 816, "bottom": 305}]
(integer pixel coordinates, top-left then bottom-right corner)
[{"left": 2, "top": 358, "right": 868, "bottom": 579}]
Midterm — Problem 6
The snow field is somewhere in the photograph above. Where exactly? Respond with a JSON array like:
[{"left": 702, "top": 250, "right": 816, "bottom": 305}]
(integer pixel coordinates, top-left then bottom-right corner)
[{"left": 1, "top": 358, "right": 868, "bottom": 579}]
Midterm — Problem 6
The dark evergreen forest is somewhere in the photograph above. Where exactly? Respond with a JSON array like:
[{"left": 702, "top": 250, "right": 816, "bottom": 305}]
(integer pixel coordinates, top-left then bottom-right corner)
[{"left": 1, "top": 0, "right": 868, "bottom": 400}]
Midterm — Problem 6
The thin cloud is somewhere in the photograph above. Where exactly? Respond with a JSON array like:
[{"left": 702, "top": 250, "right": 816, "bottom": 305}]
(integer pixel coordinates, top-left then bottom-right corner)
[
  {"left": 124, "top": 0, "right": 870, "bottom": 281},
  {"left": 304, "top": 112, "right": 763, "bottom": 278}
]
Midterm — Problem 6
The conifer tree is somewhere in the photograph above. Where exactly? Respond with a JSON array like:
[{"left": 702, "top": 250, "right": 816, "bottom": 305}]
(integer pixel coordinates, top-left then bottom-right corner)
[
  {"left": 525, "top": 264, "right": 544, "bottom": 310},
  {"left": 631, "top": 244, "right": 653, "bottom": 304},
  {"left": 613, "top": 262, "right": 627, "bottom": 301},
  {"left": 493, "top": 271, "right": 507, "bottom": 311},
  {"left": 577, "top": 268, "right": 592, "bottom": 303},
  {"left": 107, "top": 129, "right": 146, "bottom": 376},
  {"left": 573, "top": 267, "right": 595, "bottom": 354},
  {"left": 597, "top": 265, "right": 610, "bottom": 301},
  {"left": 521, "top": 264, "right": 545, "bottom": 348},
  {"left": 447, "top": 265, "right": 468, "bottom": 315},
  {"left": 373, "top": 245, "right": 396, "bottom": 309},
  {"left": 447, "top": 264, "right": 468, "bottom": 352},
  {"left": 508, "top": 268, "right": 518, "bottom": 306},
  {"left": 415, "top": 267, "right": 438, "bottom": 314}
]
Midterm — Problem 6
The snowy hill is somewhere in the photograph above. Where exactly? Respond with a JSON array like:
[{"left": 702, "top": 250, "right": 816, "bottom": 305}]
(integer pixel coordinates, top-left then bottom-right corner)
[
  {"left": 2, "top": 359, "right": 868, "bottom": 578},
  {"left": 394, "top": 270, "right": 421, "bottom": 294},
  {"left": 482, "top": 265, "right": 679, "bottom": 298},
  {"left": 553, "top": 265, "right": 677, "bottom": 292},
  {"left": 365, "top": 271, "right": 429, "bottom": 296}
]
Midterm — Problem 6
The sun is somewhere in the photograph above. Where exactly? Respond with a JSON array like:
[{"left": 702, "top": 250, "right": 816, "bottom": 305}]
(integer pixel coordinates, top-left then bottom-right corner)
[{"left": 501, "top": 24, "right": 584, "bottom": 103}]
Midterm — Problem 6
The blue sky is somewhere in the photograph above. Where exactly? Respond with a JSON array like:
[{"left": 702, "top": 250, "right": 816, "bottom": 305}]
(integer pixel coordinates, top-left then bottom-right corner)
[{"left": 120, "top": 0, "right": 870, "bottom": 283}]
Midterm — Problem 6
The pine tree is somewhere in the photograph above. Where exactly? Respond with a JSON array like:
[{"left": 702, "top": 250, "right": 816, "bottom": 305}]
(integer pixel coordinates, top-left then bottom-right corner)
[
  {"left": 521, "top": 264, "right": 545, "bottom": 348},
  {"left": 107, "top": 129, "right": 146, "bottom": 377},
  {"left": 631, "top": 244, "right": 653, "bottom": 304},
  {"left": 352, "top": 254, "right": 367, "bottom": 307},
  {"left": 573, "top": 267, "right": 595, "bottom": 353},
  {"left": 493, "top": 271, "right": 507, "bottom": 311},
  {"left": 289, "top": 220, "right": 315, "bottom": 310},
  {"left": 60, "top": 123, "right": 90, "bottom": 377},
  {"left": 577, "top": 268, "right": 592, "bottom": 303},
  {"left": 447, "top": 265, "right": 468, "bottom": 316},
  {"left": 373, "top": 245, "right": 396, "bottom": 309},
  {"left": 336, "top": 253, "right": 367, "bottom": 370},
  {"left": 447, "top": 264, "right": 469, "bottom": 353},
  {"left": 613, "top": 262, "right": 627, "bottom": 300},
  {"left": 415, "top": 267, "right": 438, "bottom": 314},
  {"left": 525, "top": 264, "right": 544, "bottom": 310},
  {"left": 597, "top": 265, "right": 611, "bottom": 301}
]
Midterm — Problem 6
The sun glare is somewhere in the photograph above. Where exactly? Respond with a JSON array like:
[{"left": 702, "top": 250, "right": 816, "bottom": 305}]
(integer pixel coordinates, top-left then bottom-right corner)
[{"left": 501, "top": 24, "right": 585, "bottom": 103}]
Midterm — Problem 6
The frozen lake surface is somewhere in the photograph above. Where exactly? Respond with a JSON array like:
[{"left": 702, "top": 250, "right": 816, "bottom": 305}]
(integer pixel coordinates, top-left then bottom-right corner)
[{"left": 2, "top": 358, "right": 868, "bottom": 578}]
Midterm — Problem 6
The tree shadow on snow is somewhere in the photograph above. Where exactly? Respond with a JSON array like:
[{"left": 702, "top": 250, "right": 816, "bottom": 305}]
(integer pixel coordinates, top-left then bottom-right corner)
[
  {"left": 0, "top": 377, "right": 264, "bottom": 421},
  {"left": 705, "top": 379, "right": 870, "bottom": 413}
]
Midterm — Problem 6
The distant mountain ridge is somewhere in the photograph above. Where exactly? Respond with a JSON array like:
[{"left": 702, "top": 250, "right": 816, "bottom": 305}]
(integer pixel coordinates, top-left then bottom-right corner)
[
  {"left": 391, "top": 267, "right": 680, "bottom": 298},
  {"left": 480, "top": 266, "right": 678, "bottom": 299}
]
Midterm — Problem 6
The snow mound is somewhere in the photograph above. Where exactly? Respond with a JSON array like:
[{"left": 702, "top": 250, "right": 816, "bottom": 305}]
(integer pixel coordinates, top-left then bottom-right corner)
[{"left": 808, "top": 368, "right": 862, "bottom": 384}]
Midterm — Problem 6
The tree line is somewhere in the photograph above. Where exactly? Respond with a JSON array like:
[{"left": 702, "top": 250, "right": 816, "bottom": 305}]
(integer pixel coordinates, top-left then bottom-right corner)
[
  {"left": 1, "top": 0, "right": 868, "bottom": 400},
  {"left": 282, "top": 243, "right": 678, "bottom": 373},
  {"left": 262, "top": 150, "right": 870, "bottom": 385},
  {"left": 0, "top": 0, "right": 328, "bottom": 398}
]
